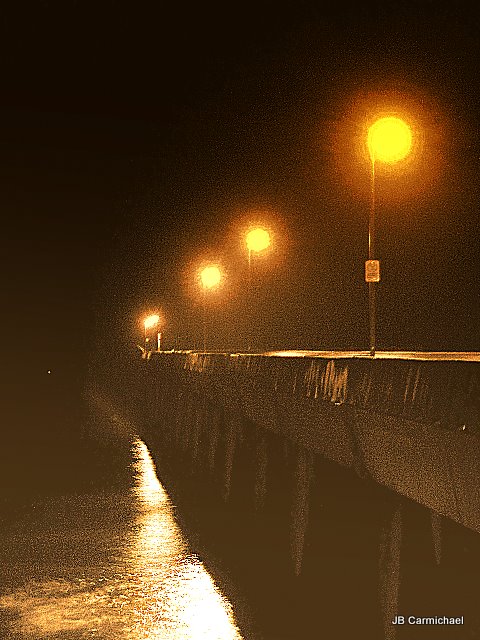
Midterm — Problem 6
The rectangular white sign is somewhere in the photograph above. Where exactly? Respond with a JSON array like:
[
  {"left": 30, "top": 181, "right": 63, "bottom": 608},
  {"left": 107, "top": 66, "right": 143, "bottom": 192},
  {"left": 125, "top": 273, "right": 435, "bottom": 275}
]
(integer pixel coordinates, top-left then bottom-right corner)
[{"left": 365, "top": 259, "right": 380, "bottom": 282}]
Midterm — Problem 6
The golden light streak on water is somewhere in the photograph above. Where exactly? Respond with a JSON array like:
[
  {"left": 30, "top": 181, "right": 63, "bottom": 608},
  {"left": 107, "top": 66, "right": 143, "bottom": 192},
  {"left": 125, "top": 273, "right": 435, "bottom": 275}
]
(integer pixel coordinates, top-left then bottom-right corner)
[
  {"left": 131, "top": 439, "right": 170, "bottom": 507},
  {"left": 128, "top": 439, "right": 244, "bottom": 640},
  {"left": 0, "top": 438, "right": 244, "bottom": 640}
]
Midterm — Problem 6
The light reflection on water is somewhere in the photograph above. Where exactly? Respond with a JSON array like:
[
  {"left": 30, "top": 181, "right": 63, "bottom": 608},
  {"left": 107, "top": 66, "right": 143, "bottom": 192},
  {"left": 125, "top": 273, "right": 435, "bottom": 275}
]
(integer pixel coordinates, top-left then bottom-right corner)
[{"left": 0, "top": 438, "right": 244, "bottom": 640}]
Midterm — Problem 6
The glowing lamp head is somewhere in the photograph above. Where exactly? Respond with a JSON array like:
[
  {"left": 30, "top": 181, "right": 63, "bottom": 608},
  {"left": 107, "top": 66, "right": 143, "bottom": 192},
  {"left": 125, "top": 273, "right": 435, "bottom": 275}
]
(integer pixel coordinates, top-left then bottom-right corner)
[
  {"left": 367, "top": 116, "right": 412, "bottom": 164},
  {"left": 144, "top": 314, "right": 160, "bottom": 329},
  {"left": 246, "top": 227, "right": 271, "bottom": 253},
  {"left": 200, "top": 265, "right": 221, "bottom": 290}
]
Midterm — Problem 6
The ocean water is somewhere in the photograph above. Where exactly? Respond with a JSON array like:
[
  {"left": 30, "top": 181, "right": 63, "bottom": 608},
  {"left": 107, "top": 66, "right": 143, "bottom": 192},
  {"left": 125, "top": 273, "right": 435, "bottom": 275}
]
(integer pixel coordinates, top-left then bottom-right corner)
[{"left": 0, "top": 397, "right": 249, "bottom": 640}]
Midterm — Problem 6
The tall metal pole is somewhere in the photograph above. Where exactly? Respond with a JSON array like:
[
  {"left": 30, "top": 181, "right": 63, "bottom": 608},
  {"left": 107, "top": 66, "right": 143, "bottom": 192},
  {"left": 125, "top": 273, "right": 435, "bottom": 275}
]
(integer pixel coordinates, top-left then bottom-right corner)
[
  {"left": 247, "top": 248, "right": 252, "bottom": 352},
  {"left": 202, "top": 289, "right": 207, "bottom": 352},
  {"left": 369, "top": 158, "right": 376, "bottom": 357}
]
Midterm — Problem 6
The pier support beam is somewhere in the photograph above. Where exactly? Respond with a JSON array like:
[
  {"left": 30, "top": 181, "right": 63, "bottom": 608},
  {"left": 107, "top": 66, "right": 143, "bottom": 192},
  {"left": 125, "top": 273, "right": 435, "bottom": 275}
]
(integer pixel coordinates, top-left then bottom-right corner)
[
  {"left": 222, "top": 414, "right": 238, "bottom": 502},
  {"left": 290, "top": 445, "right": 313, "bottom": 577},
  {"left": 379, "top": 503, "right": 403, "bottom": 640},
  {"left": 190, "top": 402, "right": 202, "bottom": 465},
  {"left": 254, "top": 431, "right": 268, "bottom": 512},
  {"left": 207, "top": 407, "right": 221, "bottom": 474},
  {"left": 178, "top": 392, "right": 194, "bottom": 452},
  {"left": 431, "top": 510, "right": 442, "bottom": 566}
]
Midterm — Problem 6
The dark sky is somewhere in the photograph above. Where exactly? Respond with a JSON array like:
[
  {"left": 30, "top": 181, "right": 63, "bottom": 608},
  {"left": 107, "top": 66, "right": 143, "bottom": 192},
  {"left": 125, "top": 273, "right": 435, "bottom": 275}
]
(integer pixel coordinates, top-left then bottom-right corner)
[{"left": 3, "top": 1, "right": 480, "bottom": 399}]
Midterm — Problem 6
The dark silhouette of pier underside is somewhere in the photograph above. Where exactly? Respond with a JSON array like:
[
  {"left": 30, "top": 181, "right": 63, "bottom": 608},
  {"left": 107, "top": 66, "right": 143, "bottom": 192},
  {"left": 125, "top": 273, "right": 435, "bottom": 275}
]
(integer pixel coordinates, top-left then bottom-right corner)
[{"left": 118, "top": 351, "right": 480, "bottom": 639}]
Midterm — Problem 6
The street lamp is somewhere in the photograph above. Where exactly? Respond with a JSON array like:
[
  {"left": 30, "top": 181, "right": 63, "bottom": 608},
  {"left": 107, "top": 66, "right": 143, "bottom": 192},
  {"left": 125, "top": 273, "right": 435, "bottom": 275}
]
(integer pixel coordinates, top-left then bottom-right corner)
[
  {"left": 366, "top": 116, "right": 412, "bottom": 357},
  {"left": 143, "top": 314, "right": 160, "bottom": 353},
  {"left": 199, "top": 264, "right": 222, "bottom": 351},
  {"left": 200, "top": 265, "right": 222, "bottom": 290},
  {"left": 246, "top": 227, "right": 271, "bottom": 261},
  {"left": 244, "top": 226, "right": 271, "bottom": 352}
]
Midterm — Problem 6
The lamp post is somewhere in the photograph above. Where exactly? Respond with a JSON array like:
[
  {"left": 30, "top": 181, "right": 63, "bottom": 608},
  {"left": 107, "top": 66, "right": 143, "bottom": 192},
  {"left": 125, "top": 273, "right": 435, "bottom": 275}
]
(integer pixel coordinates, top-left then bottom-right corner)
[
  {"left": 366, "top": 116, "right": 412, "bottom": 357},
  {"left": 199, "top": 264, "right": 222, "bottom": 352},
  {"left": 245, "top": 226, "right": 271, "bottom": 352},
  {"left": 143, "top": 314, "right": 160, "bottom": 353}
]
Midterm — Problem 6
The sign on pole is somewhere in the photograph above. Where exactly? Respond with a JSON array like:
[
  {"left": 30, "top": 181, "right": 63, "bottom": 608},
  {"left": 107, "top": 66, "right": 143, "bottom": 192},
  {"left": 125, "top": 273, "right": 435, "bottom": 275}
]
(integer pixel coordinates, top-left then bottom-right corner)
[{"left": 365, "top": 259, "right": 380, "bottom": 283}]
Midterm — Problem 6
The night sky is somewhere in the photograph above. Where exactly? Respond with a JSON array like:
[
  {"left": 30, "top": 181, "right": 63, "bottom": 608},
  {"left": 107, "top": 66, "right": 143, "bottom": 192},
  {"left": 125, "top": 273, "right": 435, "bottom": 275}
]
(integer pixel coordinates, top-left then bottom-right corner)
[{"left": 3, "top": 2, "right": 480, "bottom": 413}]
